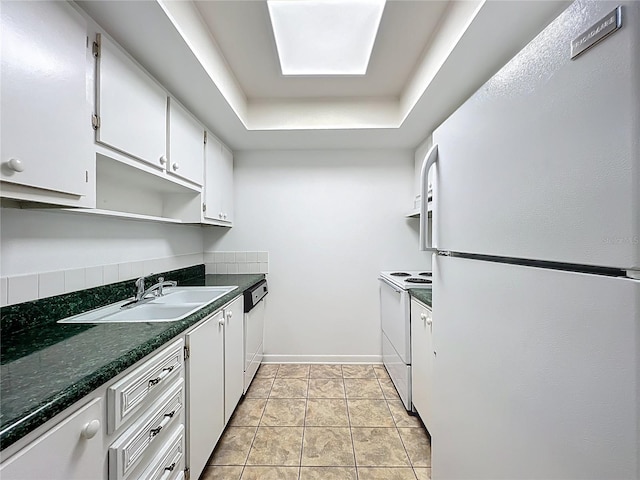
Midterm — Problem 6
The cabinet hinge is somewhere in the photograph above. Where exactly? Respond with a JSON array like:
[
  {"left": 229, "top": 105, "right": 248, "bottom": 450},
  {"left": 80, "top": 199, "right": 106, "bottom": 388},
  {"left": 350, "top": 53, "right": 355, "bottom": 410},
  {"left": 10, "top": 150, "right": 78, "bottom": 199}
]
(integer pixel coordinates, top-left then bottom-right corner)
[
  {"left": 183, "top": 345, "right": 190, "bottom": 361},
  {"left": 91, "top": 114, "right": 100, "bottom": 130},
  {"left": 203, "top": 130, "right": 208, "bottom": 144},
  {"left": 184, "top": 467, "right": 190, "bottom": 480},
  {"left": 92, "top": 33, "right": 101, "bottom": 58},
  {"left": 202, "top": 203, "right": 207, "bottom": 212},
  {"left": 85, "top": 170, "right": 89, "bottom": 183}
]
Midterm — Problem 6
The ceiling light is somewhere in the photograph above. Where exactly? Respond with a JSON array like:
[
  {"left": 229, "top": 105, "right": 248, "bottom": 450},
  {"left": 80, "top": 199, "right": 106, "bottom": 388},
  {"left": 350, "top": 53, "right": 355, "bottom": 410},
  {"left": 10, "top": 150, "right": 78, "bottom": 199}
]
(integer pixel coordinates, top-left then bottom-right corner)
[{"left": 267, "top": 0, "right": 386, "bottom": 76}]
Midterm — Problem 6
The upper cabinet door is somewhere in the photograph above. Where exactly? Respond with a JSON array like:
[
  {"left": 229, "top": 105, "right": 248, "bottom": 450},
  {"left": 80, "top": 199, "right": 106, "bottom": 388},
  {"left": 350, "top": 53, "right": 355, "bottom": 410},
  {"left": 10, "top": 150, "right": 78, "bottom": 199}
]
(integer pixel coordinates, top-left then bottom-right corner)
[
  {"left": 1, "top": 1, "right": 91, "bottom": 196},
  {"left": 203, "top": 135, "right": 233, "bottom": 224},
  {"left": 168, "top": 99, "right": 204, "bottom": 186},
  {"left": 203, "top": 135, "right": 224, "bottom": 222},
  {"left": 220, "top": 145, "right": 234, "bottom": 224},
  {"left": 96, "top": 35, "right": 166, "bottom": 169}
]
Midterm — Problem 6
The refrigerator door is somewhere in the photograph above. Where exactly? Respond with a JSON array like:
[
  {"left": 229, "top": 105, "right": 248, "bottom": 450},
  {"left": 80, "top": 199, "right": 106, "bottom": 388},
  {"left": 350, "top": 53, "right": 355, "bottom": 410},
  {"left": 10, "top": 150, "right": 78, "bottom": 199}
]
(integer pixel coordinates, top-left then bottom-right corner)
[
  {"left": 431, "top": 1, "right": 640, "bottom": 270},
  {"left": 431, "top": 255, "right": 639, "bottom": 480}
]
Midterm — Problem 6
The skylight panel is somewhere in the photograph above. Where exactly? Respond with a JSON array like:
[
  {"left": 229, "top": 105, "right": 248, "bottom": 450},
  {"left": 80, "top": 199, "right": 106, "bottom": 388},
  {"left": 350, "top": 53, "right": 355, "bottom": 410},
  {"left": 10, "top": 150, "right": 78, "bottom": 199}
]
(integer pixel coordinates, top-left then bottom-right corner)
[{"left": 267, "top": 0, "right": 386, "bottom": 76}]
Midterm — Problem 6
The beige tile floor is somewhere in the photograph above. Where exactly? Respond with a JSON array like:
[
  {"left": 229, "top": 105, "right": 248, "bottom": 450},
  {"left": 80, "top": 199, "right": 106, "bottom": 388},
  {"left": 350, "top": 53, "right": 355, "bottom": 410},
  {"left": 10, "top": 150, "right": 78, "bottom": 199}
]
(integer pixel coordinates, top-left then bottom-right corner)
[{"left": 201, "top": 364, "right": 431, "bottom": 480}]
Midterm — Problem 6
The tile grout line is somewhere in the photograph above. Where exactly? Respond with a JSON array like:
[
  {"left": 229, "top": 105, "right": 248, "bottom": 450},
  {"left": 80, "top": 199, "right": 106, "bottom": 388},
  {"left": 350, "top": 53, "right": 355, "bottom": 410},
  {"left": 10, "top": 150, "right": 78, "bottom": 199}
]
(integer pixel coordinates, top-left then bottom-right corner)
[
  {"left": 241, "top": 363, "right": 280, "bottom": 478},
  {"left": 383, "top": 371, "right": 420, "bottom": 479},
  {"left": 297, "top": 369, "right": 310, "bottom": 480},
  {"left": 343, "top": 365, "right": 361, "bottom": 480}
]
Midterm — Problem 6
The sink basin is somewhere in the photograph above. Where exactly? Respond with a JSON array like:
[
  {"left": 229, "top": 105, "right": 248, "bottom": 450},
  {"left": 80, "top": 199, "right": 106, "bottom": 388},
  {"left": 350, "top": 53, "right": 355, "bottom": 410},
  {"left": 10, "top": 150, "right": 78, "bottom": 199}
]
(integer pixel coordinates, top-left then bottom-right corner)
[
  {"left": 58, "top": 286, "right": 238, "bottom": 324},
  {"left": 148, "top": 287, "right": 237, "bottom": 306}
]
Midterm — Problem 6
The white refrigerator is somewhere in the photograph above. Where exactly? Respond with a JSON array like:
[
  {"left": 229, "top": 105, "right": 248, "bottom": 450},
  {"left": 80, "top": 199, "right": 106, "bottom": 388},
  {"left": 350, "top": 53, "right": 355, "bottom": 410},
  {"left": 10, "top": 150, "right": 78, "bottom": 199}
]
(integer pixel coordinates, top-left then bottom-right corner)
[{"left": 419, "top": 1, "right": 640, "bottom": 479}]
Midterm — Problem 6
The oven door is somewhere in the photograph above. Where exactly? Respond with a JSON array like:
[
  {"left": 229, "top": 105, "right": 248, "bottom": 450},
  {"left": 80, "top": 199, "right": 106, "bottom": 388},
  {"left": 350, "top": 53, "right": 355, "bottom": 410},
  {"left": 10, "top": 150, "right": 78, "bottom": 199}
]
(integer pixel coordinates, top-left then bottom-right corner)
[{"left": 379, "top": 277, "right": 410, "bottom": 364}]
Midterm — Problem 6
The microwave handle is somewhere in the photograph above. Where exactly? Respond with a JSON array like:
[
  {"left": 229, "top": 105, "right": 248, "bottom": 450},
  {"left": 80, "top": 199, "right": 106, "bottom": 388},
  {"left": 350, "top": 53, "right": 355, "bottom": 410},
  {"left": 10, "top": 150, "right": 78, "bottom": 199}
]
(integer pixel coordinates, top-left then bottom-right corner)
[{"left": 419, "top": 144, "right": 438, "bottom": 251}]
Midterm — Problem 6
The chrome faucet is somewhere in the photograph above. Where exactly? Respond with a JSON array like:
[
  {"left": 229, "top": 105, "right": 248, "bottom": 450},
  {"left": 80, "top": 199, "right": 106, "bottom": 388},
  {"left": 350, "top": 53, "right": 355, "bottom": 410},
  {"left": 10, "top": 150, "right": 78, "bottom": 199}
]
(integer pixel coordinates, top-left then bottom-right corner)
[{"left": 133, "top": 276, "right": 177, "bottom": 302}]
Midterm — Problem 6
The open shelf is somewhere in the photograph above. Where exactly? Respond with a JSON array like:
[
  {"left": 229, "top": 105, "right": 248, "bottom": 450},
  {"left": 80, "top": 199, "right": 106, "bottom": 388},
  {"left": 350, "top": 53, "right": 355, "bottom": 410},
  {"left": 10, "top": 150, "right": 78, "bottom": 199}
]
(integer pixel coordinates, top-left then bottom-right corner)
[{"left": 59, "top": 208, "right": 184, "bottom": 224}]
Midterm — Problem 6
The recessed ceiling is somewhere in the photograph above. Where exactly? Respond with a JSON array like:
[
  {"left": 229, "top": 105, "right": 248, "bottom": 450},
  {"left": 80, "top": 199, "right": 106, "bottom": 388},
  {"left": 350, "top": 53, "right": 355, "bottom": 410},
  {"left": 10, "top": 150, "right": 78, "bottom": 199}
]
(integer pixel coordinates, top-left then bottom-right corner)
[
  {"left": 267, "top": 0, "right": 386, "bottom": 76},
  {"left": 77, "top": 0, "right": 570, "bottom": 150},
  {"left": 194, "top": 0, "right": 448, "bottom": 100}
]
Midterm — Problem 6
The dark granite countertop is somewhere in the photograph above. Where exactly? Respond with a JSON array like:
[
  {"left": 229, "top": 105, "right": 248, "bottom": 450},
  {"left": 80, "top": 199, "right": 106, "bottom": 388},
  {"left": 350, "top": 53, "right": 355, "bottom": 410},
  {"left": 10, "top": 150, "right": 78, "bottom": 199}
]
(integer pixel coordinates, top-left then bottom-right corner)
[
  {"left": 409, "top": 289, "right": 432, "bottom": 307},
  {"left": 0, "top": 272, "right": 265, "bottom": 450}
]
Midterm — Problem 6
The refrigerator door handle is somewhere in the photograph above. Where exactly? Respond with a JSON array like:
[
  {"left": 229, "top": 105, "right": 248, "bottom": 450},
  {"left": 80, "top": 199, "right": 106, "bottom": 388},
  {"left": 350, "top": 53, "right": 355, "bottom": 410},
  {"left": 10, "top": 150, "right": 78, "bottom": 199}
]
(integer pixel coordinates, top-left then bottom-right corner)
[{"left": 420, "top": 144, "right": 438, "bottom": 251}]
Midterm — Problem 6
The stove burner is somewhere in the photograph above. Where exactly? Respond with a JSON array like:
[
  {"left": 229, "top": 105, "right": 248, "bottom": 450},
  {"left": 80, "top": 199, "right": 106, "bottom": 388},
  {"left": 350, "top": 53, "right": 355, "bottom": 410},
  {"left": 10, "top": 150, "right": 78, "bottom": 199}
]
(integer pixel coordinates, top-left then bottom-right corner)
[
  {"left": 419, "top": 272, "right": 432, "bottom": 277},
  {"left": 390, "top": 272, "right": 411, "bottom": 277},
  {"left": 406, "top": 277, "right": 432, "bottom": 284}
]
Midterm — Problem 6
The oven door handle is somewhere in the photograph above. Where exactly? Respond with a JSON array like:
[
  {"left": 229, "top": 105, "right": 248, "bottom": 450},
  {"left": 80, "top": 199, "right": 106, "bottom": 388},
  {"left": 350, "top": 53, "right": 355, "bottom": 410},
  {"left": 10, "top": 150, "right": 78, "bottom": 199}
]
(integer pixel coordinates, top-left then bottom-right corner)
[{"left": 378, "top": 277, "right": 402, "bottom": 293}]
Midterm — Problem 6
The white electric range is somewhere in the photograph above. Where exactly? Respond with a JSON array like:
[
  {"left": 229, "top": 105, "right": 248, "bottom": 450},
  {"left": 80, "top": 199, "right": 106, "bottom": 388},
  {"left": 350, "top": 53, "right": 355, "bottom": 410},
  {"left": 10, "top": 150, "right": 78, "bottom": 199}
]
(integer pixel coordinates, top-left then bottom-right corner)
[{"left": 378, "top": 270, "right": 432, "bottom": 411}]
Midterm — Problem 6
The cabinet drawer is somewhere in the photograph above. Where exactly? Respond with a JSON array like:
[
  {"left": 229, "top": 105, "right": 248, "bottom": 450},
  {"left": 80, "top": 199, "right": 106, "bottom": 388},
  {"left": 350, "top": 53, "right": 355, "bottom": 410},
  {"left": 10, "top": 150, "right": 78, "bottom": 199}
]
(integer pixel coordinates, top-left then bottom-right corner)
[
  {"left": 109, "top": 379, "right": 184, "bottom": 480},
  {"left": 108, "top": 339, "right": 184, "bottom": 433},
  {"left": 139, "top": 424, "right": 184, "bottom": 480}
]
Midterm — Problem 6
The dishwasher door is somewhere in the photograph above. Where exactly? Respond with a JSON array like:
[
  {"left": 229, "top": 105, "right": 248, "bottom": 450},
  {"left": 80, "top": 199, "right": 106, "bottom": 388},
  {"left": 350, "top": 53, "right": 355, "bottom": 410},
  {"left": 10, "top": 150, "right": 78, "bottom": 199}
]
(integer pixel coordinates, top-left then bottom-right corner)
[{"left": 243, "top": 298, "right": 265, "bottom": 393}]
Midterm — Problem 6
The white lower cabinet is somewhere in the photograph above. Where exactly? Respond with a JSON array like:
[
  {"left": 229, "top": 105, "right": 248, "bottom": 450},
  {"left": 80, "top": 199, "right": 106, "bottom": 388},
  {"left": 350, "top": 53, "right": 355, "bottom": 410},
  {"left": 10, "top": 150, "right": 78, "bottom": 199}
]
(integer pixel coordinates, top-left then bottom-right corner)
[
  {"left": 410, "top": 298, "right": 433, "bottom": 430},
  {"left": 0, "top": 398, "right": 105, "bottom": 480},
  {"left": 185, "top": 312, "right": 225, "bottom": 480},
  {"left": 223, "top": 296, "right": 244, "bottom": 425},
  {"left": 0, "top": 295, "right": 253, "bottom": 480}
]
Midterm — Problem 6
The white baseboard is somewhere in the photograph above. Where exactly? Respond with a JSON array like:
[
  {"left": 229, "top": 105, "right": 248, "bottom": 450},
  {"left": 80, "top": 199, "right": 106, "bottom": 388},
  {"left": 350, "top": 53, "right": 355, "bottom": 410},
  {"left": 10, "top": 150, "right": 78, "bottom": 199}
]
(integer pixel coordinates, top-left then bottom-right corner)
[{"left": 262, "top": 354, "right": 382, "bottom": 364}]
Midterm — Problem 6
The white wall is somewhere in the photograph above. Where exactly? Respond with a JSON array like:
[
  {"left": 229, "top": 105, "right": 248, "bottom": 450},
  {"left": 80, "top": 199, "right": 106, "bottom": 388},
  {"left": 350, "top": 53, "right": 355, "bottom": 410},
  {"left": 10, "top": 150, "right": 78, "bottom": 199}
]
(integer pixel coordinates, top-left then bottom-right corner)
[
  {"left": 0, "top": 208, "right": 203, "bottom": 304},
  {"left": 204, "top": 149, "right": 428, "bottom": 362}
]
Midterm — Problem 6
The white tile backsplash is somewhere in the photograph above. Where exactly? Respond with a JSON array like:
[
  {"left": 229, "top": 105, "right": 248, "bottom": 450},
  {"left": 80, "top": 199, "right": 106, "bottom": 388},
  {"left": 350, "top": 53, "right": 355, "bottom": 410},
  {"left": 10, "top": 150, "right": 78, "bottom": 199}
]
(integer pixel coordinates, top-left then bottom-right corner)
[
  {"left": 118, "top": 262, "right": 133, "bottom": 281},
  {"left": 216, "top": 263, "right": 228, "bottom": 274},
  {"left": 1, "top": 251, "right": 260, "bottom": 306},
  {"left": 85, "top": 266, "right": 104, "bottom": 288},
  {"left": 204, "top": 250, "right": 269, "bottom": 275},
  {"left": 130, "top": 261, "right": 145, "bottom": 278},
  {"left": 64, "top": 269, "right": 85, "bottom": 293},
  {"left": 0, "top": 277, "right": 7, "bottom": 307},
  {"left": 8, "top": 274, "right": 38, "bottom": 304},
  {"left": 103, "top": 264, "right": 119, "bottom": 284},
  {"left": 39, "top": 271, "right": 65, "bottom": 298}
]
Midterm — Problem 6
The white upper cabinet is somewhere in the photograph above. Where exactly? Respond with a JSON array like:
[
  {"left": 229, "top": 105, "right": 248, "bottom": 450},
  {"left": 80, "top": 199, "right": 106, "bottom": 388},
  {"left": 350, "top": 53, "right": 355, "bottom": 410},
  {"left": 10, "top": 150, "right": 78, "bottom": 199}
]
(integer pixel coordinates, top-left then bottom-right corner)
[
  {"left": 168, "top": 99, "right": 204, "bottom": 186},
  {"left": 204, "top": 135, "right": 233, "bottom": 225},
  {"left": 0, "top": 1, "right": 92, "bottom": 197},
  {"left": 220, "top": 145, "right": 234, "bottom": 224},
  {"left": 95, "top": 34, "right": 167, "bottom": 170}
]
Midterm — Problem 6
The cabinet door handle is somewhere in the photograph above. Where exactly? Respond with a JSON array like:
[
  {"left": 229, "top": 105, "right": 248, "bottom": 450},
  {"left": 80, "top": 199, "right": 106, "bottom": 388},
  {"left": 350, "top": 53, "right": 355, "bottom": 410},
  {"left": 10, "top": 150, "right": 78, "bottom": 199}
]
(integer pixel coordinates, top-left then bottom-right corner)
[
  {"left": 159, "top": 155, "right": 167, "bottom": 166},
  {"left": 219, "top": 317, "right": 225, "bottom": 326},
  {"left": 81, "top": 419, "right": 101, "bottom": 439},
  {"left": 6, "top": 158, "right": 24, "bottom": 172},
  {"left": 172, "top": 163, "right": 180, "bottom": 171},
  {"left": 226, "top": 311, "right": 233, "bottom": 320},
  {"left": 148, "top": 366, "right": 174, "bottom": 387},
  {"left": 426, "top": 317, "right": 433, "bottom": 326}
]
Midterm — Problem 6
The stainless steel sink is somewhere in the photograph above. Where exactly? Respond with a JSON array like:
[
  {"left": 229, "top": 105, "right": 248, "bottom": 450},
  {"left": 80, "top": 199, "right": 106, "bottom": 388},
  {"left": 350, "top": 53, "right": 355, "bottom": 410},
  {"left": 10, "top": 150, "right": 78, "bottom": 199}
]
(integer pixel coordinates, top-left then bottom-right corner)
[{"left": 58, "top": 286, "right": 238, "bottom": 324}]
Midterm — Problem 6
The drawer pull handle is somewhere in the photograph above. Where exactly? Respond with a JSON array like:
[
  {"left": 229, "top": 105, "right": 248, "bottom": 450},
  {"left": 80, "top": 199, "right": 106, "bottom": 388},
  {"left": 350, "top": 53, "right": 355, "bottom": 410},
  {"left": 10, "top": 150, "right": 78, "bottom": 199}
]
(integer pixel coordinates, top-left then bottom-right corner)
[
  {"left": 159, "top": 463, "right": 176, "bottom": 480},
  {"left": 148, "top": 366, "right": 174, "bottom": 387},
  {"left": 149, "top": 409, "right": 177, "bottom": 438}
]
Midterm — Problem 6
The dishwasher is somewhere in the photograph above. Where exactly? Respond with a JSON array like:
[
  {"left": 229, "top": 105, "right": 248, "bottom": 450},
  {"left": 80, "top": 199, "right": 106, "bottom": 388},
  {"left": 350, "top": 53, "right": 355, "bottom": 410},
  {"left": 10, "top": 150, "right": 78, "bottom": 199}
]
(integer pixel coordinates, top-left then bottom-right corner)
[{"left": 243, "top": 279, "right": 268, "bottom": 393}]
